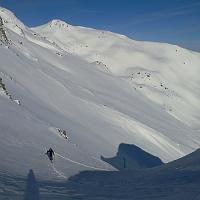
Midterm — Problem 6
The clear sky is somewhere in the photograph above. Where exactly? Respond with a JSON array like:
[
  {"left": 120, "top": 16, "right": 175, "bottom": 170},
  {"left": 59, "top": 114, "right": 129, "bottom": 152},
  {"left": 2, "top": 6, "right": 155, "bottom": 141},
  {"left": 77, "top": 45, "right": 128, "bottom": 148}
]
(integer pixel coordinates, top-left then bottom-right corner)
[{"left": 0, "top": 0, "right": 199, "bottom": 51}]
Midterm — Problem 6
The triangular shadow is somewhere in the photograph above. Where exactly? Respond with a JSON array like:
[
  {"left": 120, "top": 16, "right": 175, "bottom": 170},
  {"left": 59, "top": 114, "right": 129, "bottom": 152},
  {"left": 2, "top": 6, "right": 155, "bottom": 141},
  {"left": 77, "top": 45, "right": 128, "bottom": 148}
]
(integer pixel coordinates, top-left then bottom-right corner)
[
  {"left": 24, "top": 169, "right": 40, "bottom": 200},
  {"left": 101, "top": 143, "right": 163, "bottom": 170}
]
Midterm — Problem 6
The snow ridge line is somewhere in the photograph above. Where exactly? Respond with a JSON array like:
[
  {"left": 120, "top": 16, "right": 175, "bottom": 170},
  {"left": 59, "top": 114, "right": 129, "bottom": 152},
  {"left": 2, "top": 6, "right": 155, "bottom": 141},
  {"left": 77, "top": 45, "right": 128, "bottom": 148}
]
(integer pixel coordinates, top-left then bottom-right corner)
[{"left": 55, "top": 153, "right": 109, "bottom": 171}]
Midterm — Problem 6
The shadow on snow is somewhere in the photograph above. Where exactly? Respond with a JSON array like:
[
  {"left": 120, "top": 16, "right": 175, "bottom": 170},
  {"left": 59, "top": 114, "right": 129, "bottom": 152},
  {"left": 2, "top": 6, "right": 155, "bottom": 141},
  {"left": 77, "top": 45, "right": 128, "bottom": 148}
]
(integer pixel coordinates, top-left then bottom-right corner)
[{"left": 24, "top": 169, "right": 40, "bottom": 200}]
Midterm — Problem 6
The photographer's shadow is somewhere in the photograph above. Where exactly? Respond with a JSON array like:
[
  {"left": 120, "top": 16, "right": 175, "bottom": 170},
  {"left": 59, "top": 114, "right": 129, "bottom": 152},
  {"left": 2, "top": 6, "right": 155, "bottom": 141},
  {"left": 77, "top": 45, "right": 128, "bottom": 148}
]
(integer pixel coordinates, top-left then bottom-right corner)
[{"left": 24, "top": 169, "right": 40, "bottom": 200}]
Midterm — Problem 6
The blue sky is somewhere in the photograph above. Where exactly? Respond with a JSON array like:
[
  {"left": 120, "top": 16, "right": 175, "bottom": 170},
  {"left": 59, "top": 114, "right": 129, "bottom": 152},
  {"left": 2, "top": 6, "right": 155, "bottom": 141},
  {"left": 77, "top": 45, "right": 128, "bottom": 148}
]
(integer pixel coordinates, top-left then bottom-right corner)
[{"left": 0, "top": 0, "right": 199, "bottom": 51}]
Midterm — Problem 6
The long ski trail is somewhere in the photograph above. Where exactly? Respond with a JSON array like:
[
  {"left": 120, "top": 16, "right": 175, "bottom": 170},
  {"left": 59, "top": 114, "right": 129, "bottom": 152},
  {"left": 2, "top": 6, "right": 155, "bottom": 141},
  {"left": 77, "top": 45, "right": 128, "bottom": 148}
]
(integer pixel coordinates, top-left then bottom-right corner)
[{"left": 55, "top": 153, "right": 110, "bottom": 171}]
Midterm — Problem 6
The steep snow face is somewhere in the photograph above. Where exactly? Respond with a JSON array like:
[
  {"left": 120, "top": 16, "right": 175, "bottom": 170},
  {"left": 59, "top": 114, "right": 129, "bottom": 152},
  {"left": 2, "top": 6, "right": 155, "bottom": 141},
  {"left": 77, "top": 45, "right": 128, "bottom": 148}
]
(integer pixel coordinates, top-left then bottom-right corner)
[
  {"left": 0, "top": 7, "right": 26, "bottom": 36},
  {"left": 0, "top": 7, "right": 200, "bottom": 183},
  {"left": 33, "top": 20, "right": 200, "bottom": 129}
]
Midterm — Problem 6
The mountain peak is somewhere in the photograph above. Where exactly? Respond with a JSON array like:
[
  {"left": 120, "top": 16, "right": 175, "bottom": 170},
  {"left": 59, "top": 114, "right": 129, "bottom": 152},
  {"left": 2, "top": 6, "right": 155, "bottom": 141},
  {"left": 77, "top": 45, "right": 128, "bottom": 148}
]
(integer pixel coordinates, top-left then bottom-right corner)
[
  {"left": 0, "top": 7, "right": 14, "bottom": 17},
  {"left": 33, "top": 18, "right": 72, "bottom": 32},
  {"left": 48, "top": 19, "right": 71, "bottom": 28},
  {"left": 0, "top": 7, "right": 25, "bottom": 30}
]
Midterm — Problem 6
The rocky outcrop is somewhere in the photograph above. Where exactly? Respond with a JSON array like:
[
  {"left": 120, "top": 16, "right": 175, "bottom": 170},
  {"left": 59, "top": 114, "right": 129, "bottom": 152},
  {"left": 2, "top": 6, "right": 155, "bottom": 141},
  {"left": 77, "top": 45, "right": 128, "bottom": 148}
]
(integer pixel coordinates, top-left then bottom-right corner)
[
  {"left": 0, "top": 16, "right": 8, "bottom": 44},
  {"left": 0, "top": 77, "right": 11, "bottom": 98}
]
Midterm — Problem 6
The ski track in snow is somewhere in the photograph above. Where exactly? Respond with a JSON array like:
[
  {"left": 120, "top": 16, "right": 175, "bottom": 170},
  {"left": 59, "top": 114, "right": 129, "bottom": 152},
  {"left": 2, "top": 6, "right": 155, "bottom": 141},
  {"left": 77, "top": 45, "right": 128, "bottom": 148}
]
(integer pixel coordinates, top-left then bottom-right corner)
[
  {"left": 51, "top": 163, "right": 67, "bottom": 179},
  {"left": 55, "top": 153, "right": 110, "bottom": 171}
]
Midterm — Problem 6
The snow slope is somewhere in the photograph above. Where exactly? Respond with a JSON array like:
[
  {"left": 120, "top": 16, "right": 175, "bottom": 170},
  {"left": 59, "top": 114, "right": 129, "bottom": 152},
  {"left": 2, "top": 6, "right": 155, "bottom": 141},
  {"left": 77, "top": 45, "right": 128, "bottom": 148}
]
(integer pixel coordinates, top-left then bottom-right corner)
[
  {"left": 0, "top": 6, "right": 200, "bottom": 188},
  {"left": 33, "top": 19, "right": 200, "bottom": 129}
]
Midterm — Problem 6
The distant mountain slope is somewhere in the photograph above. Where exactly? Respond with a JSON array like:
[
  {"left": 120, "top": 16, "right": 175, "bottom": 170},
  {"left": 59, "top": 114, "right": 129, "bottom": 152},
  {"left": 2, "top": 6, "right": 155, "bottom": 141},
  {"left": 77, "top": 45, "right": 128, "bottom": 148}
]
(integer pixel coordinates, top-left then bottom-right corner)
[{"left": 33, "top": 19, "right": 200, "bottom": 129}]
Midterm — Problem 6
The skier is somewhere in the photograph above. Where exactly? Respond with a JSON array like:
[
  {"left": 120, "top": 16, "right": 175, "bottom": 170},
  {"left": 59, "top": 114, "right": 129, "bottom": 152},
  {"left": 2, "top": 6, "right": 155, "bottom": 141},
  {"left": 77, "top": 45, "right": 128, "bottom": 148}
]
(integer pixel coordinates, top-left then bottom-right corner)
[{"left": 46, "top": 148, "right": 55, "bottom": 163}]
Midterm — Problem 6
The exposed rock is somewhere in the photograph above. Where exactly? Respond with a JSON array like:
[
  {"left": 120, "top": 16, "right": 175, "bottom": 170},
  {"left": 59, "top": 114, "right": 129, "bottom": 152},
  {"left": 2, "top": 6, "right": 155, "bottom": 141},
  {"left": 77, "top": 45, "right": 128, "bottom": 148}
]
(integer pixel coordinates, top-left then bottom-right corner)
[
  {"left": 0, "top": 16, "right": 8, "bottom": 44},
  {"left": 57, "top": 128, "right": 69, "bottom": 140}
]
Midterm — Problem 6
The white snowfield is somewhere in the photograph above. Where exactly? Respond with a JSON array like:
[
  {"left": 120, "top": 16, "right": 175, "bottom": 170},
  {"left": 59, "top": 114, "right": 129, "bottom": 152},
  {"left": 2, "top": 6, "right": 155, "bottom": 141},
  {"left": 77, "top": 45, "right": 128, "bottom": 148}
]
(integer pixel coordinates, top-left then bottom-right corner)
[{"left": 0, "top": 7, "right": 200, "bottom": 182}]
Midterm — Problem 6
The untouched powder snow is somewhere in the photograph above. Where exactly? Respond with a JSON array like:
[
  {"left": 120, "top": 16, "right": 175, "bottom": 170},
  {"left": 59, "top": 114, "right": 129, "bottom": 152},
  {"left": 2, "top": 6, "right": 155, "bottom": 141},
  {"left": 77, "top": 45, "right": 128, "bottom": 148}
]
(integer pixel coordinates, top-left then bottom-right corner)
[
  {"left": 0, "top": 7, "right": 200, "bottom": 198},
  {"left": 33, "top": 19, "right": 200, "bottom": 129}
]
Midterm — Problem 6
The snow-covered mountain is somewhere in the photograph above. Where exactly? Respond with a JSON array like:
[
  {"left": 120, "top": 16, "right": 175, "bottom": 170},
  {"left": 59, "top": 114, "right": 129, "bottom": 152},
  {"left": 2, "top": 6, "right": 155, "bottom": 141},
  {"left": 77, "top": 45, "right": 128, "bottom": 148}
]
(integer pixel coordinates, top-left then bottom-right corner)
[
  {"left": 0, "top": 6, "right": 200, "bottom": 194},
  {"left": 33, "top": 19, "right": 200, "bottom": 129}
]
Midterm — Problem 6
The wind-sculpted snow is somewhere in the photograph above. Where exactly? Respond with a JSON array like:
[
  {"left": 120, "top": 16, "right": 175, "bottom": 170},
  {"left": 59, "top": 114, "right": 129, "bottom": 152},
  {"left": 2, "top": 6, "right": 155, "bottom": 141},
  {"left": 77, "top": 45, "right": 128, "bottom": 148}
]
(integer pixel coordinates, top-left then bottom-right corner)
[{"left": 0, "top": 6, "right": 200, "bottom": 199}]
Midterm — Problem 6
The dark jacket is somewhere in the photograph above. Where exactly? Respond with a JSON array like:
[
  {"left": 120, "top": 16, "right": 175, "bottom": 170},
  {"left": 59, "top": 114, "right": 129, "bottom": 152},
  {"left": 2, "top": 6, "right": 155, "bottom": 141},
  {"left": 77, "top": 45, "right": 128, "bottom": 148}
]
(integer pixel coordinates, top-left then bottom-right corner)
[{"left": 47, "top": 148, "right": 54, "bottom": 160}]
